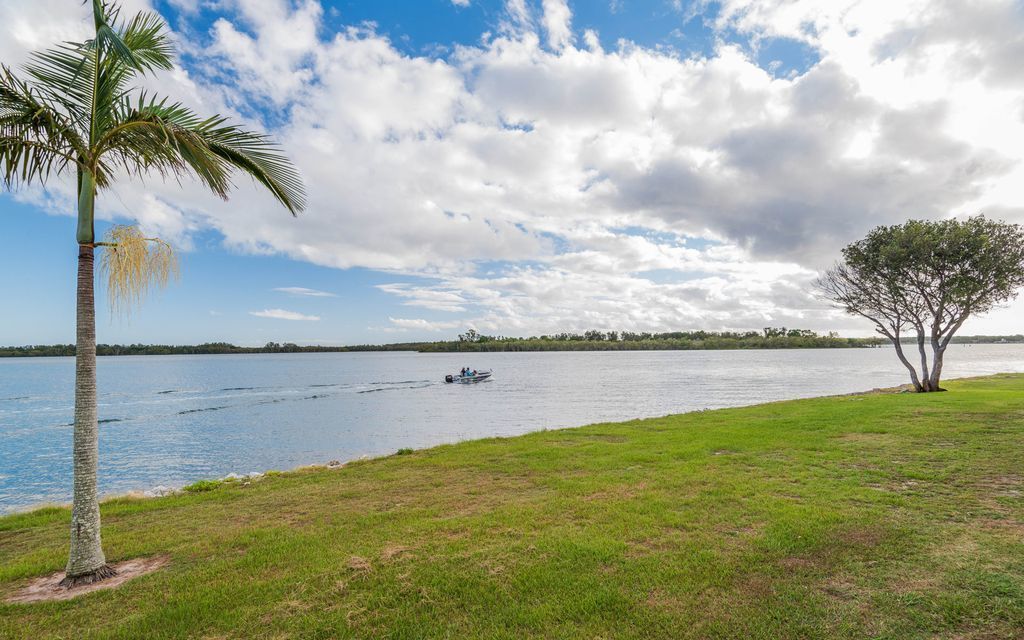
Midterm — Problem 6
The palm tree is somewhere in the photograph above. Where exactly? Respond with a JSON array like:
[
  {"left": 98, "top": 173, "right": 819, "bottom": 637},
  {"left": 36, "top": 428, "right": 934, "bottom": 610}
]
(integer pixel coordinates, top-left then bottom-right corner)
[{"left": 0, "top": 1, "right": 305, "bottom": 586}]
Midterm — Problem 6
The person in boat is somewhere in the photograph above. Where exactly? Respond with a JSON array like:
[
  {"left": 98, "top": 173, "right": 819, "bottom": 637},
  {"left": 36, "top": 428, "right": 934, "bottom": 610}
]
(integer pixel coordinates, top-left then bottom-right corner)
[{"left": 460, "top": 367, "right": 465, "bottom": 376}]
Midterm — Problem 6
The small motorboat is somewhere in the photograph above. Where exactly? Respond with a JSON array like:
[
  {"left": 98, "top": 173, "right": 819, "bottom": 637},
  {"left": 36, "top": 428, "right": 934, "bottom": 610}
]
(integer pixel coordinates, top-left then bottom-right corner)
[{"left": 444, "top": 370, "right": 492, "bottom": 384}]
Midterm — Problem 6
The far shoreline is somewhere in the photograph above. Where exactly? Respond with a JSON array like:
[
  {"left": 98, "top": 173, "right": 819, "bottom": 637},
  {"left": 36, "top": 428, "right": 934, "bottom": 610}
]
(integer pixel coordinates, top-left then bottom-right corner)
[{"left": 2, "top": 333, "right": 1022, "bottom": 358}]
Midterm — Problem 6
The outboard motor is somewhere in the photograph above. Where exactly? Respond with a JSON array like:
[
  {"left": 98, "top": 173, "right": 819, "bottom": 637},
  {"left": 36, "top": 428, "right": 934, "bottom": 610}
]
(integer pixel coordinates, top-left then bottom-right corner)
[{"left": 444, "top": 374, "right": 454, "bottom": 383}]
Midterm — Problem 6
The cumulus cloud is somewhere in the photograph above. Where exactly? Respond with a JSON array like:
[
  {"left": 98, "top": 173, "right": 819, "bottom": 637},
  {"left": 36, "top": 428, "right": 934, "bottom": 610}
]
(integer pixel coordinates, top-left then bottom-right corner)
[
  {"left": 541, "top": 0, "right": 574, "bottom": 50},
  {"left": 503, "top": 0, "right": 533, "bottom": 30},
  {"left": 249, "top": 309, "right": 321, "bottom": 321},
  {"left": 388, "top": 318, "right": 462, "bottom": 332},
  {"left": 273, "top": 287, "right": 336, "bottom": 297},
  {"left": 377, "top": 284, "right": 469, "bottom": 313},
  {"left": 5, "top": 0, "right": 1024, "bottom": 336}
]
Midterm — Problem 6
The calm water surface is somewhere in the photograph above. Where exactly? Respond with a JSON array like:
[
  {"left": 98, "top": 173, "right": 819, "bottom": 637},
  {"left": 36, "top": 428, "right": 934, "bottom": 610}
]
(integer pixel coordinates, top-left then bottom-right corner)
[{"left": 2, "top": 345, "right": 1023, "bottom": 512}]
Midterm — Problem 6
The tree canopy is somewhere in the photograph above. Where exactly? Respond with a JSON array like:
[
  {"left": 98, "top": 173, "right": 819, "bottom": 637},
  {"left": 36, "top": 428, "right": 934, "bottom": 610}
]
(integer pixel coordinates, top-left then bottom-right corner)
[{"left": 818, "top": 216, "right": 1024, "bottom": 391}]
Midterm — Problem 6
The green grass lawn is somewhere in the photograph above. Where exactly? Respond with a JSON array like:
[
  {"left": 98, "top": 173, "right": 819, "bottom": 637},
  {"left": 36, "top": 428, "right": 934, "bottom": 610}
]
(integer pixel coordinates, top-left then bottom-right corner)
[{"left": 2, "top": 375, "right": 1023, "bottom": 639}]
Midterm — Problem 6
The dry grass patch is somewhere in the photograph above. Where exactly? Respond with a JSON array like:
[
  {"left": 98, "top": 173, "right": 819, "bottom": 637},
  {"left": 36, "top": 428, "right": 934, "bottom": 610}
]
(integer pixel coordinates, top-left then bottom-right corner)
[
  {"left": 346, "top": 556, "right": 372, "bottom": 573},
  {"left": 380, "top": 544, "right": 411, "bottom": 562},
  {"left": 836, "top": 432, "right": 898, "bottom": 444}
]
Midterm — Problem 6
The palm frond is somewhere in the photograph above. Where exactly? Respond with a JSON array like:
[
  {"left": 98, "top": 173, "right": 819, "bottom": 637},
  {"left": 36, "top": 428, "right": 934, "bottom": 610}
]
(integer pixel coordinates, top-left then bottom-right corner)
[
  {"left": 97, "top": 95, "right": 306, "bottom": 213},
  {"left": 96, "top": 94, "right": 231, "bottom": 193},
  {"left": 22, "top": 4, "right": 176, "bottom": 146},
  {"left": 119, "top": 12, "right": 174, "bottom": 73},
  {"left": 91, "top": 8, "right": 175, "bottom": 133},
  {"left": 89, "top": 0, "right": 137, "bottom": 69},
  {"left": 0, "top": 65, "right": 85, "bottom": 186},
  {"left": 23, "top": 44, "right": 95, "bottom": 125},
  {"left": 202, "top": 123, "right": 307, "bottom": 215}
]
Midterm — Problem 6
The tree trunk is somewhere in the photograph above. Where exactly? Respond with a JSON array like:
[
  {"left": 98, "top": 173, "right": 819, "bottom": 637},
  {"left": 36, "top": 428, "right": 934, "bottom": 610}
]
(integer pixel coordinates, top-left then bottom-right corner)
[
  {"left": 60, "top": 244, "right": 115, "bottom": 587},
  {"left": 915, "top": 329, "right": 932, "bottom": 392},
  {"left": 928, "top": 345, "right": 946, "bottom": 391},
  {"left": 891, "top": 338, "right": 923, "bottom": 392}
]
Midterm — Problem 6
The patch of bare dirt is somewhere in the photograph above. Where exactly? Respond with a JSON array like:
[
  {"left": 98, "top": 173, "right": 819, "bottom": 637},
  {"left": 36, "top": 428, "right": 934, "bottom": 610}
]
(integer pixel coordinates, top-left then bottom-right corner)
[
  {"left": 942, "top": 626, "right": 1024, "bottom": 640},
  {"left": 5, "top": 556, "right": 169, "bottom": 604},
  {"left": 380, "top": 544, "right": 411, "bottom": 562},
  {"left": 732, "top": 573, "right": 775, "bottom": 600},
  {"left": 978, "top": 518, "right": 1024, "bottom": 535},
  {"left": 626, "top": 539, "right": 667, "bottom": 558},
  {"left": 821, "top": 575, "right": 859, "bottom": 601},
  {"left": 644, "top": 587, "right": 686, "bottom": 611},
  {"left": 890, "top": 572, "right": 942, "bottom": 595},
  {"left": 978, "top": 475, "right": 1022, "bottom": 497},
  {"left": 837, "top": 526, "right": 886, "bottom": 547},
  {"left": 346, "top": 556, "right": 372, "bottom": 572},
  {"left": 865, "top": 478, "right": 922, "bottom": 493},
  {"left": 779, "top": 556, "right": 815, "bottom": 571}
]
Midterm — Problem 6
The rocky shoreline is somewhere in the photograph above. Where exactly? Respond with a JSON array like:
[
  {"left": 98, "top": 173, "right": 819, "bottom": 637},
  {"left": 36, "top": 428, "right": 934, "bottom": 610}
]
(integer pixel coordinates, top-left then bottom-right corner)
[
  {"left": 4, "top": 458, "right": 362, "bottom": 515},
  {"left": 136, "top": 458, "right": 354, "bottom": 499}
]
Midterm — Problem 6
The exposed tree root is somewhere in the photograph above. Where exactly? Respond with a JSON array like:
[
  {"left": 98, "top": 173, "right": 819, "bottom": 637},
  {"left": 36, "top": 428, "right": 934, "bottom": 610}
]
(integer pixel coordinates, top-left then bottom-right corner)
[{"left": 57, "top": 564, "right": 118, "bottom": 589}]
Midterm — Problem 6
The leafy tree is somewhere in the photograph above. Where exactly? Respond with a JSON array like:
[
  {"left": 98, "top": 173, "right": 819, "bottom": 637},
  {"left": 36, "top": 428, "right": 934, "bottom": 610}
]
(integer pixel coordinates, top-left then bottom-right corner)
[
  {"left": 817, "top": 216, "right": 1024, "bottom": 392},
  {"left": 0, "top": 1, "right": 305, "bottom": 585}
]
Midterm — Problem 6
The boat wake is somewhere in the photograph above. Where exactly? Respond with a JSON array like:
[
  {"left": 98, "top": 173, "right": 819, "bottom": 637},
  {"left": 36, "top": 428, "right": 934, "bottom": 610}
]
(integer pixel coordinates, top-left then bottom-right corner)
[
  {"left": 177, "top": 406, "right": 229, "bottom": 415},
  {"left": 356, "top": 380, "right": 434, "bottom": 394},
  {"left": 23, "top": 378, "right": 441, "bottom": 430}
]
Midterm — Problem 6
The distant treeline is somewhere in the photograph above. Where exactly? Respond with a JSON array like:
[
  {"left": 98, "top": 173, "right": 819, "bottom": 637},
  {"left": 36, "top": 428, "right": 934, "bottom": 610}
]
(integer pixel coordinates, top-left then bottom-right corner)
[
  {"left": 899, "top": 334, "right": 1024, "bottom": 345},
  {"left": 0, "top": 341, "right": 423, "bottom": 357},
  {"left": 1, "top": 330, "right": 1020, "bottom": 357},
  {"left": 420, "top": 328, "right": 883, "bottom": 352}
]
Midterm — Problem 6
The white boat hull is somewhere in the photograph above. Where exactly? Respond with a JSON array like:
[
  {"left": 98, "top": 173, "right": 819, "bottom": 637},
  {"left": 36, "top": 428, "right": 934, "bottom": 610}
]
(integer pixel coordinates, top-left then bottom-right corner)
[{"left": 445, "top": 371, "right": 492, "bottom": 384}]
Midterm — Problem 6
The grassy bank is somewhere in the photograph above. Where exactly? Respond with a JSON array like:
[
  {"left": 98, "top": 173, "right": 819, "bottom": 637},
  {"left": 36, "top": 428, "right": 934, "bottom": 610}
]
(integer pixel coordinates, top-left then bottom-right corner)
[{"left": 2, "top": 375, "right": 1022, "bottom": 639}]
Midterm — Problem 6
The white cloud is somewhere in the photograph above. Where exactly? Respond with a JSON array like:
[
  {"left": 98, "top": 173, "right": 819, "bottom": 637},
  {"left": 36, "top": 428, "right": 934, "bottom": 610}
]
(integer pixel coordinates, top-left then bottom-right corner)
[
  {"left": 0, "top": 0, "right": 151, "bottom": 66},
  {"left": 6, "top": 0, "right": 1024, "bottom": 336},
  {"left": 273, "top": 287, "right": 336, "bottom": 297},
  {"left": 388, "top": 318, "right": 462, "bottom": 332},
  {"left": 372, "top": 231, "right": 836, "bottom": 336},
  {"left": 451, "top": 0, "right": 471, "bottom": 6},
  {"left": 377, "top": 284, "right": 469, "bottom": 313},
  {"left": 504, "top": 0, "right": 533, "bottom": 29},
  {"left": 167, "top": 0, "right": 201, "bottom": 13},
  {"left": 249, "top": 309, "right": 321, "bottom": 321},
  {"left": 541, "top": 0, "right": 574, "bottom": 50}
]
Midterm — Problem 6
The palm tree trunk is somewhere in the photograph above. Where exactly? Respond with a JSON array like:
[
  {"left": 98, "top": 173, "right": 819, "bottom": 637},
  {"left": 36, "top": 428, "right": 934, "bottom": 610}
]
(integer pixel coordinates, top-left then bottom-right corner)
[{"left": 60, "top": 243, "right": 115, "bottom": 587}]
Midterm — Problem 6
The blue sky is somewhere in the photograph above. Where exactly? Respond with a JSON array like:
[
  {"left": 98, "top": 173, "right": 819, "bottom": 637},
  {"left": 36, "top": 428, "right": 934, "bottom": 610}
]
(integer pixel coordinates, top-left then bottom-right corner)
[{"left": 2, "top": 0, "right": 1022, "bottom": 345}]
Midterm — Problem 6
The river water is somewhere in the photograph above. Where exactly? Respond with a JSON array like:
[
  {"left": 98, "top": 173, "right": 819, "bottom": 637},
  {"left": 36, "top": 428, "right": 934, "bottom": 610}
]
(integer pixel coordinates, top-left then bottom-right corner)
[{"left": 1, "top": 344, "right": 1022, "bottom": 512}]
